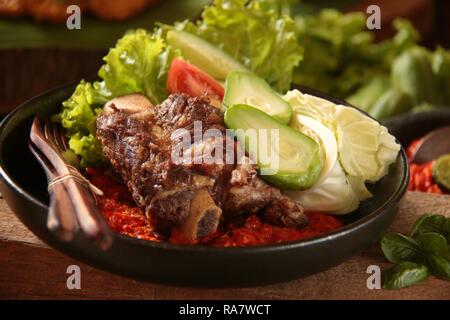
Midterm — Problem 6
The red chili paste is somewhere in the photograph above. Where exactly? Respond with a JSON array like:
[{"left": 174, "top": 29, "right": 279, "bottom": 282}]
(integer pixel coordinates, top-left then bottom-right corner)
[
  {"left": 406, "top": 139, "right": 443, "bottom": 194},
  {"left": 86, "top": 167, "right": 343, "bottom": 246}
]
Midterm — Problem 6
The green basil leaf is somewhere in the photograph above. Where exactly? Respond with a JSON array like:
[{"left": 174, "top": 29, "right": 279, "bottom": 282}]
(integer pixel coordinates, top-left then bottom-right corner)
[
  {"left": 426, "top": 253, "right": 450, "bottom": 280},
  {"left": 411, "top": 214, "right": 448, "bottom": 239},
  {"left": 417, "top": 232, "right": 448, "bottom": 255},
  {"left": 445, "top": 218, "right": 450, "bottom": 242},
  {"left": 381, "top": 233, "right": 421, "bottom": 263},
  {"left": 383, "top": 262, "right": 428, "bottom": 290},
  {"left": 446, "top": 248, "right": 450, "bottom": 260}
]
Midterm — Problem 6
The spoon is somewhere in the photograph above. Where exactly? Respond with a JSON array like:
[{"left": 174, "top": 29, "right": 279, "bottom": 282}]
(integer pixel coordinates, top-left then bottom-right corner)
[{"left": 412, "top": 126, "right": 450, "bottom": 164}]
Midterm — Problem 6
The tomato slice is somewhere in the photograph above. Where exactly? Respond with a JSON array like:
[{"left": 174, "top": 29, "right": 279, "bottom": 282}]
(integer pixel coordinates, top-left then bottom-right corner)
[{"left": 167, "top": 59, "right": 224, "bottom": 106}]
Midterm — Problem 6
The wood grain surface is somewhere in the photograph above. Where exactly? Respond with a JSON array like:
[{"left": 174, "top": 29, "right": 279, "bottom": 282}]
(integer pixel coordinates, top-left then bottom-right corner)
[{"left": 0, "top": 191, "right": 449, "bottom": 300}]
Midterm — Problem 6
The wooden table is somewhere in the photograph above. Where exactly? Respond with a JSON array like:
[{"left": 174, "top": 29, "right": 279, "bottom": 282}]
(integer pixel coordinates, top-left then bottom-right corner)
[{"left": 0, "top": 191, "right": 449, "bottom": 300}]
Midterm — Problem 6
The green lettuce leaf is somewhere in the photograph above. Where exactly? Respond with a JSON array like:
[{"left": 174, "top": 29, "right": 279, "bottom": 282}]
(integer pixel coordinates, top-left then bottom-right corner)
[
  {"left": 68, "top": 133, "right": 105, "bottom": 168},
  {"left": 257, "top": 0, "right": 300, "bottom": 16},
  {"left": 432, "top": 47, "right": 450, "bottom": 105},
  {"left": 169, "top": 0, "right": 302, "bottom": 92},
  {"left": 57, "top": 81, "right": 110, "bottom": 166},
  {"left": 59, "top": 29, "right": 178, "bottom": 167},
  {"left": 59, "top": 1, "right": 303, "bottom": 167},
  {"left": 293, "top": 10, "right": 419, "bottom": 99},
  {"left": 99, "top": 29, "right": 180, "bottom": 105},
  {"left": 59, "top": 81, "right": 111, "bottom": 136},
  {"left": 293, "top": 10, "right": 373, "bottom": 97}
]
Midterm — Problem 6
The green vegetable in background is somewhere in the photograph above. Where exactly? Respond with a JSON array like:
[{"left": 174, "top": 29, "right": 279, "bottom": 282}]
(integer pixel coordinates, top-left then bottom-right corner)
[
  {"left": 346, "top": 75, "right": 390, "bottom": 113},
  {"left": 381, "top": 214, "right": 450, "bottom": 289},
  {"left": 411, "top": 102, "right": 438, "bottom": 113},
  {"left": 391, "top": 47, "right": 442, "bottom": 106},
  {"left": 369, "top": 88, "right": 413, "bottom": 120},
  {"left": 432, "top": 47, "right": 450, "bottom": 106},
  {"left": 291, "top": 8, "right": 450, "bottom": 120},
  {"left": 376, "top": 19, "right": 421, "bottom": 64},
  {"left": 292, "top": 10, "right": 418, "bottom": 99},
  {"left": 293, "top": 10, "right": 373, "bottom": 98},
  {"left": 260, "top": 0, "right": 300, "bottom": 16}
]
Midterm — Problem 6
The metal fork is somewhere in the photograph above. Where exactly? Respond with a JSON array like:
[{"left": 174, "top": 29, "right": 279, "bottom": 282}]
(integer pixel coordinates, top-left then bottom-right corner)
[{"left": 30, "top": 117, "right": 113, "bottom": 250}]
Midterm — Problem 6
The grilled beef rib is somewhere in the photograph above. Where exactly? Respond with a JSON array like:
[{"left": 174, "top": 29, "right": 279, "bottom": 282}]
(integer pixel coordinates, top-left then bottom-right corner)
[{"left": 96, "top": 93, "right": 308, "bottom": 240}]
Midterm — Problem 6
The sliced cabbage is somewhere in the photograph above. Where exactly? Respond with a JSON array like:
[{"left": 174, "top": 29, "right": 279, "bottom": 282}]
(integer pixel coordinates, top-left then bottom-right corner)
[
  {"left": 335, "top": 105, "right": 400, "bottom": 182},
  {"left": 291, "top": 114, "right": 337, "bottom": 187},
  {"left": 283, "top": 89, "right": 400, "bottom": 215},
  {"left": 284, "top": 89, "right": 335, "bottom": 128},
  {"left": 303, "top": 93, "right": 337, "bottom": 116},
  {"left": 287, "top": 111, "right": 372, "bottom": 214},
  {"left": 347, "top": 175, "right": 373, "bottom": 202},
  {"left": 285, "top": 161, "right": 370, "bottom": 214},
  {"left": 376, "top": 126, "right": 402, "bottom": 179},
  {"left": 335, "top": 105, "right": 380, "bottom": 180}
]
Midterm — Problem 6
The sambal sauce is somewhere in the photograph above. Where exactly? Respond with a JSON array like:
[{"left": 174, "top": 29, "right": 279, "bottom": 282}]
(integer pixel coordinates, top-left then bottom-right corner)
[
  {"left": 406, "top": 139, "right": 444, "bottom": 194},
  {"left": 86, "top": 167, "right": 343, "bottom": 246}
]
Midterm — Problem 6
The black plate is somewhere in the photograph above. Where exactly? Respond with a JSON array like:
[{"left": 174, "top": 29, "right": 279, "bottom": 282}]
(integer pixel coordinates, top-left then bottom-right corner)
[
  {"left": 383, "top": 110, "right": 450, "bottom": 147},
  {"left": 0, "top": 84, "right": 409, "bottom": 287}
]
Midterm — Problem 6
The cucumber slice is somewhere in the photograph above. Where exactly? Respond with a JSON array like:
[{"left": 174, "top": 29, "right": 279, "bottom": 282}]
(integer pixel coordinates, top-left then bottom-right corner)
[
  {"left": 224, "top": 104, "right": 324, "bottom": 190},
  {"left": 166, "top": 30, "right": 247, "bottom": 81},
  {"left": 223, "top": 71, "right": 293, "bottom": 124}
]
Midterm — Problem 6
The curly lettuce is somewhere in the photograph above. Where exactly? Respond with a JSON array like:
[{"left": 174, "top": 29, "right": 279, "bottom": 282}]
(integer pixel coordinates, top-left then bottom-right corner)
[
  {"left": 59, "top": 1, "right": 303, "bottom": 167},
  {"left": 59, "top": 81, "right": 110, "bottom": 136},
  {"left": 55, "top": 81, "right": 110, "bottom": 166},
  {"left": 59, "top": 29, "right": 176, "bottom": 167},
  {"left": 169, "top": 0, "right": 302, "bottom": 92},
  {"left": 432, "top": 47, "right": 450, "bottom": 106},
  {"left": 99, "top": 29, "right": 179, "bottom": 105},
  {"left": 293, "top": 10, "right": 419, "bottom": 99}
]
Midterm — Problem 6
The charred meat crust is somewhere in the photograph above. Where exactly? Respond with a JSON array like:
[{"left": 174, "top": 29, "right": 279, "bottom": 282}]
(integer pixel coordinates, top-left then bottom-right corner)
[{"left": 96, "top": 93, "right": 309, "bottom": 238}]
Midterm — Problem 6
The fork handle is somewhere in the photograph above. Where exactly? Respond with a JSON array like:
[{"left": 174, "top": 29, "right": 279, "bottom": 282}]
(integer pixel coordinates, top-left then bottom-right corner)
[
  {"left": 65, "top": 179, "right": 113, "bottom": 250},
  {"left": 47, "top": 182, "right": 79, "bottom": 242},
  {"left": 30, "top": 119, "right": 112, "bottom": 250}
]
